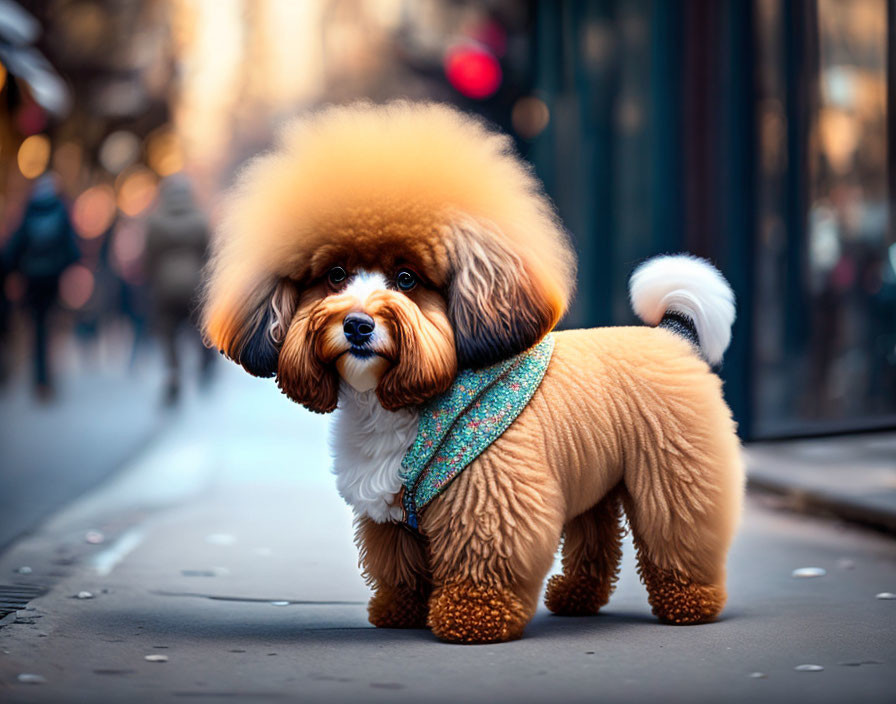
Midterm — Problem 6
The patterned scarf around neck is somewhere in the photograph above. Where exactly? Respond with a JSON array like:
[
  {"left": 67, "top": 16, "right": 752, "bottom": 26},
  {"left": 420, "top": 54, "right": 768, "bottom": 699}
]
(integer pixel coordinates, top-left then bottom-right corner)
[{"left": 399, "top": 334, "right": 555, "bottom": 531}]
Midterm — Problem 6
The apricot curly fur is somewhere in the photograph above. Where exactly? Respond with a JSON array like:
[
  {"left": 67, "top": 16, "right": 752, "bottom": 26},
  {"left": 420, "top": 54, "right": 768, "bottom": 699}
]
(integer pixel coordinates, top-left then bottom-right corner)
[
  {"left": 201, "top": 102, "right": 576, "bottom": 374},
  {"left": 368, "top": 584, "right": 430, "bottom": 629},
  {"left": 545, "top": 488, "right": 625, "bottom": 616},
  {"left": 428, "top": 582, "right": 529, "bottom": 644},
  {"left": 544, "top": 574, "right": 611, "bottom": 616},
  {"left": 634, "top": 536, "right": 726, "bottom": 625},
  {"left": 355, "top": 517, "right": 431, "bottom": 591}
]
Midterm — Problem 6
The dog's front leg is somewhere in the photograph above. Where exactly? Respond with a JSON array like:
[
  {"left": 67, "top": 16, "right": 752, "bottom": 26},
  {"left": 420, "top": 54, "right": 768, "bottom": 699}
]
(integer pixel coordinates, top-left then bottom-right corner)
[
  {"left": 422, "top": 458, "right": 565, "bottom": 644},
  {"left": 355, "top": 516, "right": 431, "bottom": 628}
]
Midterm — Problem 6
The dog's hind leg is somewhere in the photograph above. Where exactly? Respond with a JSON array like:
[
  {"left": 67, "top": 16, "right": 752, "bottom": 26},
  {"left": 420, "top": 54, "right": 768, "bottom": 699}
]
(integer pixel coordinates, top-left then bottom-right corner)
[
  {"left": 355, "top": 517, "right": 431, "bottom": 629},
  {"left": 543, "top": 486, "right": 624, "bottom": 616},
  {"left": 622, "top": 425, "right": 743, "bottom": 625}
]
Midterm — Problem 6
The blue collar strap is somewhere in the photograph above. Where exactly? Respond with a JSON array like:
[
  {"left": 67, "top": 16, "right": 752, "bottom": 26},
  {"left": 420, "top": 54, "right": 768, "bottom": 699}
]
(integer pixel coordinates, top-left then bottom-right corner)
[{"left": 399, "top": 334, "right": 555, "bottom": 531}]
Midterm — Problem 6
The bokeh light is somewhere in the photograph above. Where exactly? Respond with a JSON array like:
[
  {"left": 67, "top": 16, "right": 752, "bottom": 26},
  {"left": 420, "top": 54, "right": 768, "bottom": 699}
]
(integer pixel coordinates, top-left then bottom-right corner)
[
  {"left": 512, "top": 96, "right": 550, "bottom": 139},
  {"left": 116, "top": 166, "right": 159, "bottom": 217},
  {"left": 99, "top": 131, "right": 140, "bottom": 174},
  {"left": 444, "top": 43, "right": 501, "bottom": 100},
  {"left": 17, "top": 134, "right": 52, "bottom": 179},
  {"left": 818, "top": 107, "right": 859, "bottom": 174},
  {"left": 146, "top": 128, "right": 184, "bottom": 177},
  {"left": 72, "top": 185, "right": 117, "bottom": 239},
  {"left": 59, "top": 264, "right": 95, "bottom": 310}
]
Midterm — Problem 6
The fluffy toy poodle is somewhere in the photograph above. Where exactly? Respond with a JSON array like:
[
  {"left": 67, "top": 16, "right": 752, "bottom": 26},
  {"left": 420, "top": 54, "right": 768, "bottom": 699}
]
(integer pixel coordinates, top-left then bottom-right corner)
[{"left": 202, "top": 101, "right": 743, "bottom": 644}]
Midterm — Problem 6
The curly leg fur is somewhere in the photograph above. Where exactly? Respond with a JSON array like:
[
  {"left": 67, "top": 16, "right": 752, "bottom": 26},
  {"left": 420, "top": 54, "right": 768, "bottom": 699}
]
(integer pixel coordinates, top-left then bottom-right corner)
[
  {"left": 421, "top": 449, "right": 565, "bottom": 644},
  {"left": 428, "top": 582, "right": 529, "bottom": 643},
  {"left": 632, "top": 533, "right": 726, "bottom": 624},
  {"left": 621, "top": 484, "right": 729, "bottom": 625},
  {"left": 355, "top": 517, "right": 431, "bottom": 629},
  {"left": 544, "top": 487, "right": 624, "bottom": 616},
  {"left": 369, "top": 583, "right": 430, "bottom": 629}
]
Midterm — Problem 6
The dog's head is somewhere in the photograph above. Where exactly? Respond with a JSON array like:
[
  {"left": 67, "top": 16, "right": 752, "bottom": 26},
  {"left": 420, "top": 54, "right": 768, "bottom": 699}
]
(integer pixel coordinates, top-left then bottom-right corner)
[{"left": 202, "top": 102, "right": 575, "bottom": 413}]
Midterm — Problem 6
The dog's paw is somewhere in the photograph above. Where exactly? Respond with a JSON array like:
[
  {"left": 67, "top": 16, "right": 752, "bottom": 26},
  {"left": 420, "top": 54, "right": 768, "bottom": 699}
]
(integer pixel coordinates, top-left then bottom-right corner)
[
  {"left": 368, "top": 584, "right": 429, "bottom": 629},
  {"left": 427, "top": 582, "right": 528, "bottom": 644},
  {"left": 645, "top": 572, "right": 726, "bottom": 625},
  {"left": 543, "top": 574, "right": 612, "bottom": 616}
]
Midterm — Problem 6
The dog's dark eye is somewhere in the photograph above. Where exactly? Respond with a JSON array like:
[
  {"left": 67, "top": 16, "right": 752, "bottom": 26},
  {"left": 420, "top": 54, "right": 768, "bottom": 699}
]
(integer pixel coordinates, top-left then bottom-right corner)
[
  {"left": 395, "top": 269, "right": 417, "bottom": 292},
  {"left": 328, "top": 266, "right": 347, "bottom": 287}
]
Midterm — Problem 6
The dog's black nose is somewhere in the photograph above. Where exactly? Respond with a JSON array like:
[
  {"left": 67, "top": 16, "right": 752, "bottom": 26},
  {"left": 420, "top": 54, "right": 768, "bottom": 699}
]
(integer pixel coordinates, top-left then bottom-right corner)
[{"left": 343, "top": 313, "right": 375, "bottom": 346}]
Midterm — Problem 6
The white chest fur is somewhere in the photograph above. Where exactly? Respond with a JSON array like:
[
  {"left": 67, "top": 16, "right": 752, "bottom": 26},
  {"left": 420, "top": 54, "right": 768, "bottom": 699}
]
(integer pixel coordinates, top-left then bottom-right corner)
[{"left": 329, "top": 385, "right": 419, "bottom": 523}]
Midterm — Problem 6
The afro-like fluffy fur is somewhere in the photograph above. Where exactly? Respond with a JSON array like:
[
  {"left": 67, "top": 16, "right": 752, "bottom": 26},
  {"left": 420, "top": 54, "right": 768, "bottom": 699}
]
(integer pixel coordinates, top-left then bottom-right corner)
[{"left": 203, "top": 101, "right": 575, "bottom": 377}]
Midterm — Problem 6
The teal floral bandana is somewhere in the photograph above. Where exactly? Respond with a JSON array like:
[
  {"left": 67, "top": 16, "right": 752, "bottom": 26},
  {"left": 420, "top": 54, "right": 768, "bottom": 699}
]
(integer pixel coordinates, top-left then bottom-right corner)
[{"left": 399, "top": 334, "right": 555, "bottom": 531}]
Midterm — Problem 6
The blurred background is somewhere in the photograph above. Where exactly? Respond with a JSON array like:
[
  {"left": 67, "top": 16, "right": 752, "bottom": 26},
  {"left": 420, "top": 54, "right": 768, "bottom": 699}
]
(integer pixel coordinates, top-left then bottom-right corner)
[
  {"left": 2, "top": 5, "right": 895, "bottom": 696},
  {"left": 0, "top": 0, "right": 893, "bottom": 446}
]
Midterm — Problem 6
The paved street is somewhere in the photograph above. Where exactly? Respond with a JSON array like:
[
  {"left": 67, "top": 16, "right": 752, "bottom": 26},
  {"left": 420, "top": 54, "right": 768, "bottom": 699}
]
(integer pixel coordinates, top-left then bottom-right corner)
[{"left": 1, "top": 364, "right": 894, "bottom": 703}]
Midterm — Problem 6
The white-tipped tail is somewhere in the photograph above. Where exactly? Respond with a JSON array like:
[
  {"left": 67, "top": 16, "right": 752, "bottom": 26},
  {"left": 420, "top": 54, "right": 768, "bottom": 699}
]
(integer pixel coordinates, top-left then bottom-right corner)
[{"left": 629, "top": 254, "right": 735, "bottom": 365}]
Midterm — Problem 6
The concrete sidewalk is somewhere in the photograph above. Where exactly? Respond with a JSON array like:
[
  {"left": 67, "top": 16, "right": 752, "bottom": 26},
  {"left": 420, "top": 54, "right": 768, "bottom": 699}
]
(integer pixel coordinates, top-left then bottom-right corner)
[
  {"left": 745, "top": 432, "right": 896, "bottom": 534},
  {"left": 1, "top": 366, "right": 894, "bottom": 703},
  {"left": 0, "top": 341, "right": 169, "bottom": 552}
]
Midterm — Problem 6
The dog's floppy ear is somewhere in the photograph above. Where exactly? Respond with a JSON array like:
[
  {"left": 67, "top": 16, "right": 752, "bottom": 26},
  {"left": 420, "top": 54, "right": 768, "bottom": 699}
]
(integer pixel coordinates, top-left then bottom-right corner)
[
  {"left": 375, "top": 292, "right": 457, "bottom": 410},
  {"left": 203, "top": 276, "right": 299, "bottom": 378},
  {"left": 275, "top": 304, "right": 340, "bottom": 414},
  {"left": 447, "top": 218, "right": 565, "bottom": 368}
]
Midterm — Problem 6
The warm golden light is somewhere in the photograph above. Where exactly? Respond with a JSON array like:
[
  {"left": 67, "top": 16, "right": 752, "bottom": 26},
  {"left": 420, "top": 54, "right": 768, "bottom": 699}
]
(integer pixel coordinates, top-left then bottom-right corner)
[
  {"left": 116, "top": 166, "right": 158, "bottom": 217},
  {"left": 171, "top": 0, "right": 244, "bottom": 174},
  {"left": 17, "top": 134, "right": 52, "bottom": 179},
  {"left": 818, "top": 107, "right": 859, "bottom": 174},
  {"left": 170, "top": 0, "right": 331, "bottom": 186},
  {"left": 72, "top": 185, "right": 117, "bottom": 239},
  {"left": 146, "top": 128, "right": 184, "bottom": 177},
  {"left": 0, "top": 61, "right": 6, "bottom": 93}
]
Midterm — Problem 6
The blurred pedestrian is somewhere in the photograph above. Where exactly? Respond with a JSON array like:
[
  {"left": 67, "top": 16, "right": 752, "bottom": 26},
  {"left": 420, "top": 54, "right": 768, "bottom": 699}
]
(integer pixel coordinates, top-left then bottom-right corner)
[
  {"left": 144, "top": 174, "right": 214, "bottom": 405},
  {"left": 3, "top": 173, "right": 80, "bottom": 399}
]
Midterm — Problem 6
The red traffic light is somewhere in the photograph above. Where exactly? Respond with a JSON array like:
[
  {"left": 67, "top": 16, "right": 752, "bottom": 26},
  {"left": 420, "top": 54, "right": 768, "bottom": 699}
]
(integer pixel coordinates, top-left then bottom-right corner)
[{"left": 444, "top": 43, "right": 502, "bottom": 100}]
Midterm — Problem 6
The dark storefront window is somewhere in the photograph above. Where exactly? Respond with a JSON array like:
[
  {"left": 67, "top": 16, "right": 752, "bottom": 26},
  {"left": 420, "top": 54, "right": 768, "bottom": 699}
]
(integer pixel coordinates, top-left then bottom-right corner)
[
  {"left": 530, "top": 0, "right": 893, "bottom": 439},
  {"left": 754, "top": 0, "right": 895, "bottom": 437}
]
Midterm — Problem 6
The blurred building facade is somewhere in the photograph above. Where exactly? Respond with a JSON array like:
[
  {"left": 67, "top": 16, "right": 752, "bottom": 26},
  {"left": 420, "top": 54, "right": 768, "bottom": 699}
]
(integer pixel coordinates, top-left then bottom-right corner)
[
  {"left": 0, "top": 0, "right": 893, "bottom": 439},
  {"left": 524, "top": 0, "right": 894, "bottom": 439}
]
